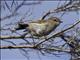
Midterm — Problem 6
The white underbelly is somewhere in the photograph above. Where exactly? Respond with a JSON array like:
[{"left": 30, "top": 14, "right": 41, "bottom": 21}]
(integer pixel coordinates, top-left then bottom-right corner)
[{"left": 29, "top": 23, "right": 47, "bottom": 34}]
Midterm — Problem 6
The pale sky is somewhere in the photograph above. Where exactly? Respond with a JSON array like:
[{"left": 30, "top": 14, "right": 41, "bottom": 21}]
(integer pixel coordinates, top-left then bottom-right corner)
[{"left": 1, "top": 1, "right": 80, "bottom": 60}]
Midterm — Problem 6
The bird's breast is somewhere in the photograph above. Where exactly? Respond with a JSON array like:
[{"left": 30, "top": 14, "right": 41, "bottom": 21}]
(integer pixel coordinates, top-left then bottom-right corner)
[
  {"left": 27, "top": 22, "right": 59, "bottom": 36},
  {"left": 28, "top": 23, "right": 47, "bottom": 35}
]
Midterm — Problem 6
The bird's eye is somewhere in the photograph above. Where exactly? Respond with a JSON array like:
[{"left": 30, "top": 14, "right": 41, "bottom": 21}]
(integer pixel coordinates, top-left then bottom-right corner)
[{"left": 54, "top": 19, "right": 57, "bottom": 22}]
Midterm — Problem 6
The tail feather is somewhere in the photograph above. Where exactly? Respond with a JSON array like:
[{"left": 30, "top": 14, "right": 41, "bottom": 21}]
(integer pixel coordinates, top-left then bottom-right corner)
[{"left": 13, "top": 23, "right": 29, "bottom": 31}]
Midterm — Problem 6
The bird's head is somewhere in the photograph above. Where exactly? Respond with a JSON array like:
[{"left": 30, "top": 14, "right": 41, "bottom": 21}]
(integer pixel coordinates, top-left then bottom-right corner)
[{"left": 48, "top": 17, "right": 63, "bottom": 25}]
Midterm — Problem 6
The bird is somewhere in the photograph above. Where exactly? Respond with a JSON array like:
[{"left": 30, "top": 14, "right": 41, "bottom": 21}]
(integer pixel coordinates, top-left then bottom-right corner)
[{"left": 13, "top": 17, "right": 62, "bottom": 37}]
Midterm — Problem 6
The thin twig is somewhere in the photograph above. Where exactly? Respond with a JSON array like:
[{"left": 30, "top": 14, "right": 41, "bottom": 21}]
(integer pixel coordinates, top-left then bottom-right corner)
[{"left": 35, "top": 20, "right": 80, "bottom": 47}]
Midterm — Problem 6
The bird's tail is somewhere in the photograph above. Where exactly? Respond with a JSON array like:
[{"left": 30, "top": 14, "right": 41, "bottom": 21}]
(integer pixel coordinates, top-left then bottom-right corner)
[{"left": 12, "top": 22, "right": 29, "bottom": 32}]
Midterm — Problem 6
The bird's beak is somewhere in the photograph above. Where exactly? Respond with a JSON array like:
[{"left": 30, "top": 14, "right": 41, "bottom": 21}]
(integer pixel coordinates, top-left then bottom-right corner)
[{"left": 60, "top": 20, "right": 63, "bottom": 23}]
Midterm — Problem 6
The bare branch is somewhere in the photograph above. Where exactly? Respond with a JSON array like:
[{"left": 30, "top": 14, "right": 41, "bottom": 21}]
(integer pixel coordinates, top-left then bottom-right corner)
[
  {"left": 0, "top": 35, "right": 38, "bottom": 40},
  {"left": 0, "top": 45, "right": 70, "bottom": 53},
  {"left": 1, "top": 13, "right": 19, "bottom": 21},
  {"left": 0, "top": 20, "right": 80, "bottom": 40},
  {"left": 35, "top": 20, "right": 80, "bottom": 46},
  {"left": 41, "top": 1, "right": 80, "bottom": 20}
]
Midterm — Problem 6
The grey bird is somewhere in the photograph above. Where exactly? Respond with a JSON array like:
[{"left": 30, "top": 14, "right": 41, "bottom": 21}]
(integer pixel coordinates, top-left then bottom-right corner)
[{"left": 13, "top": 17, "right": 62, "bottom": 37}]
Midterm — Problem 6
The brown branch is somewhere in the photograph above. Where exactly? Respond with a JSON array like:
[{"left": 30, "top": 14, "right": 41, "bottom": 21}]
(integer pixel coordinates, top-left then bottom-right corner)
[
  {"left": 0, "top": 45, "right": 70, "bottom": 53},
  {"left": 1, "top": 13, "right": 19, "bottom": 21},
  {"left": 48, "top": 20, "right": 80, "bottom": 39},
  {"left": 35, "top": 20, "right": 80, "bottom": 46},
  {"left": 0, "top": 35, "right": 38, "bottom": 40},
  {"left": 0, "top": 20, "right": 80, "bottom": 40},
  {"left": 41, "top": 1, "right": 80, "bottom": 20},
  {"left": 0, "top": 45, "right": 33, "bottom": 49},
  {"left": 1, "top": 0, "right": 24, "bottom": 21}
]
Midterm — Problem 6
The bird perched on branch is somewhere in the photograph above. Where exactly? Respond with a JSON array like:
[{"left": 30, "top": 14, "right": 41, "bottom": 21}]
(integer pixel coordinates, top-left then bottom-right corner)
[{"left": 13, "top": 17, "right": 62, "bottom": 37}]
